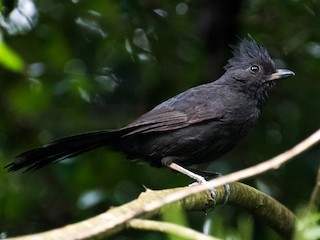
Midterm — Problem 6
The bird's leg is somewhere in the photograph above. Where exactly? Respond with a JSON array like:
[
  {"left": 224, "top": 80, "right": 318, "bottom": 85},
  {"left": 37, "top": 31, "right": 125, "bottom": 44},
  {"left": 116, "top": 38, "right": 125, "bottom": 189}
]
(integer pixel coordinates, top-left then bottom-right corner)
[
  {"left": 182, "top": 167, "right": 221, "bottom": 180},
  {"left": 162, "top": 156, "right": 230, "bottom": 205},
  {"left": 162, "top": 157, "right": 207, "bottom": 183},
  {"left": 162, "top": 157, "right": 217, "bottom": 200}
]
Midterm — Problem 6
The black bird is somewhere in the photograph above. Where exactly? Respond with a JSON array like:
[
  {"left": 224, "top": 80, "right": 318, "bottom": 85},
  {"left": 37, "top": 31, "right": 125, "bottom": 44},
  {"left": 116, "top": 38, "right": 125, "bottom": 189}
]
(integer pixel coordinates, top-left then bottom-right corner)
[{"left": 6, "top": 39, "right": 294, "bottom": 183}]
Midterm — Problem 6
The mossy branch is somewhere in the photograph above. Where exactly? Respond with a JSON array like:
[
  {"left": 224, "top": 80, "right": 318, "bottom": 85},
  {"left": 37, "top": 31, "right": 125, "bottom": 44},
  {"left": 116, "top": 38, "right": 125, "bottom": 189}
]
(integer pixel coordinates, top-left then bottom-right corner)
[
  {"left": 7, "top": 182, "right": 295, "bottom": 240},
  {"left": 9, "top": 128, "right": 320, "bottom": 239}
]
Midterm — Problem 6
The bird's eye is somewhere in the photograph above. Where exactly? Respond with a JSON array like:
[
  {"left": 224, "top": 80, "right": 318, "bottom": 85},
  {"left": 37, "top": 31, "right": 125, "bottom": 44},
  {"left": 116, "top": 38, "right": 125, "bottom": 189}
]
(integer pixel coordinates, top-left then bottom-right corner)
[{"left": 250, "top": 65, "right": 260, "bottom": 73}]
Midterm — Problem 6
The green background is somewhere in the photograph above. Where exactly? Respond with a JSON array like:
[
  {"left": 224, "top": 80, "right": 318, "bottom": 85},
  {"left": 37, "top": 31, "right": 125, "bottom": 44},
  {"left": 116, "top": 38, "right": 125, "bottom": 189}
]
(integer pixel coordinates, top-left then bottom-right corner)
[{"left": 1, "top": 0, "right": 320, "bottom": 239}]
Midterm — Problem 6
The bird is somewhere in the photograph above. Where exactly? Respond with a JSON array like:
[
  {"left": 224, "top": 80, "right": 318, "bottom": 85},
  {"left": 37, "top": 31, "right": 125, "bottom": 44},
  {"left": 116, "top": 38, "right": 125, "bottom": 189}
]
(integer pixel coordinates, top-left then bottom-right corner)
[{"left": 6, "top": 38, "right": 295, "bottom": 185}]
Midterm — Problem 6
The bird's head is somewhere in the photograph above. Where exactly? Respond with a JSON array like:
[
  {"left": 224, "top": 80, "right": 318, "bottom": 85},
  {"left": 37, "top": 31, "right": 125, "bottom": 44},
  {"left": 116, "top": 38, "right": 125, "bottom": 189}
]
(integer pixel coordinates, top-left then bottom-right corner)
[{"left": 224, "top": 39, "right": 294, "bottom": 89}]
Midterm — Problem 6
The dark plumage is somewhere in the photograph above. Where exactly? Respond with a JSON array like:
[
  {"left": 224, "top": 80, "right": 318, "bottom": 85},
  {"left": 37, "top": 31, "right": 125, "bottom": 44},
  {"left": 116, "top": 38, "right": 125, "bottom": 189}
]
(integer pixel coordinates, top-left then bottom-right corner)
[{"left": 6, "top": 39, "right": 294, "bottom": 175}]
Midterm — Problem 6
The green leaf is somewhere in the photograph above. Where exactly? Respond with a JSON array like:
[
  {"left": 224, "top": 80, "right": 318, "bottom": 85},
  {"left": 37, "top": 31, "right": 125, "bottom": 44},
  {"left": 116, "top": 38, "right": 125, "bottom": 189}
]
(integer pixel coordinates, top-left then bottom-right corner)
[{"left": 0, "top": 40, "right": 25, "bottom": 72}]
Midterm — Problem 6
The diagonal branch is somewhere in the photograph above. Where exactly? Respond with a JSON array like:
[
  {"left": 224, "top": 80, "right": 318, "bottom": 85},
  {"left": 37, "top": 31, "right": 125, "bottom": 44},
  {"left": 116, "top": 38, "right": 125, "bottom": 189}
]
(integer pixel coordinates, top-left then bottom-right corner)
[
  {"left": 7, "top": 182, "right": 295, "bottom": 239},
  {"left": 7, "top": 128, "right": 320, "bottom": 240},
  {"left": 127, "top": 219, "right": 220, "bottom": 240}
]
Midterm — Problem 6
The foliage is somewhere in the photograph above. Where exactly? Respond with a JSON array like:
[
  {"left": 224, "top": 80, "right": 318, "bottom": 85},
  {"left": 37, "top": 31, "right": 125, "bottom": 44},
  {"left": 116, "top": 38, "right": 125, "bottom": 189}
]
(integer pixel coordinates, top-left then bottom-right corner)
[{"left": 1, "top": 0, "right": 320, "bottom": 239}]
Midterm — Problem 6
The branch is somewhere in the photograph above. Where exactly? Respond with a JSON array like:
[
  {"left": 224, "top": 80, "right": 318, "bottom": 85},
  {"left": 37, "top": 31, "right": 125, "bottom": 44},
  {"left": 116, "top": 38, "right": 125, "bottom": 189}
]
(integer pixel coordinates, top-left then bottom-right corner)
[
  {"left": 228, "top": 182, "right": 295, "bottom": 239},
  {"left": 308, "top": 164, "right": 320, "bottom": 212},
  {"left": 8, "top": 128, "right": 320, "bottom": 240},
  {"left": 127, "top": 219, "right": 220, "bottom": 240},
  {"left": 7, "top": 182, "right": 294, "bottom": 240}
]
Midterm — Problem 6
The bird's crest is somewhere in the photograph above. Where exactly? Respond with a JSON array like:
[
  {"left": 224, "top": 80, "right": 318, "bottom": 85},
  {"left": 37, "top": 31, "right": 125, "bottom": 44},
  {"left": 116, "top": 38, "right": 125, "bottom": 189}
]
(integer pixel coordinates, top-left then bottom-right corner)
[{"left": 224, "top": 38, "right": 275, "bottom": 72}]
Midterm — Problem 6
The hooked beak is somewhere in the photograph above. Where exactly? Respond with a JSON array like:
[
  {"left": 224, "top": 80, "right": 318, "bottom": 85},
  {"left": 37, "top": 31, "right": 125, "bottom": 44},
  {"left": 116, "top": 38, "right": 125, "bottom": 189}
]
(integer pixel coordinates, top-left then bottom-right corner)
[{"left": 268, "top": 69, "right": 295, "bottom": 81}]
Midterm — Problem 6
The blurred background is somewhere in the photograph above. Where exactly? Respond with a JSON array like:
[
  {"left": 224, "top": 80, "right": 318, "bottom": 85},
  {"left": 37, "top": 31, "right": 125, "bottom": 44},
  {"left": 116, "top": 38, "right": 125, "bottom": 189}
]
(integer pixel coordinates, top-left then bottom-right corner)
[{"left": 0, "top": 0, "right": 319, "bottom": 239}]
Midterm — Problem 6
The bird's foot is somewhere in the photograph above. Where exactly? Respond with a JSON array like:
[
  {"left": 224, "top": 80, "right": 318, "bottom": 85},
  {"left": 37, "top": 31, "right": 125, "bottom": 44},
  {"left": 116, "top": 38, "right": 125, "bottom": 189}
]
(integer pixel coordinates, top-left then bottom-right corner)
[
  {"left": 181, "top": 167, "right": 230, "bottom": 204},
  {"left": 162, "top": 157, "right": 230, "bottom": 205},
  {"left": 188, "top": 180, "right": 218, "bottom": 204},
  {"left": 188, "top": 171, "right": 230, "bottom": 205},
  {"left": 222, "top": 183, "right": 231, "bottom": 206}
]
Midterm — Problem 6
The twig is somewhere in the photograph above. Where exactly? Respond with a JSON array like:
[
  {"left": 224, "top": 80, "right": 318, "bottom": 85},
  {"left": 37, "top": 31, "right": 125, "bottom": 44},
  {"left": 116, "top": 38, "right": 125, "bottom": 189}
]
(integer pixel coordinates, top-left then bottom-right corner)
[
  {"left": 308, "top": 163, "right": 320, "bottom": 212},
  {"left": 127, "top": 219, "right": 220, "bottom": 240}
]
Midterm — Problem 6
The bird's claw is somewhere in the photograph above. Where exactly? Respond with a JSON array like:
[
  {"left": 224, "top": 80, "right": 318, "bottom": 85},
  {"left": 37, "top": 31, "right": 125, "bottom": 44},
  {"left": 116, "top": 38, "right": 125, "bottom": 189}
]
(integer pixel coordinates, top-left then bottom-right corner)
[
  {"left": 189, "top": 180, "right": 230, "bottom": 206},
  {"left": 222, "top": 183, "right": 231, "bottom": 206}
]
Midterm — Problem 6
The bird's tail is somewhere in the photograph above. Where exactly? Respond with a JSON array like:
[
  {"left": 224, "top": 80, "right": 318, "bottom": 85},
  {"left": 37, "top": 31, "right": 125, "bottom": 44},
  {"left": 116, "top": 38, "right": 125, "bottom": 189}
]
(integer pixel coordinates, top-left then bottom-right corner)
[{"left": 6, "top": 130, "right": 125, "bottom": 172}]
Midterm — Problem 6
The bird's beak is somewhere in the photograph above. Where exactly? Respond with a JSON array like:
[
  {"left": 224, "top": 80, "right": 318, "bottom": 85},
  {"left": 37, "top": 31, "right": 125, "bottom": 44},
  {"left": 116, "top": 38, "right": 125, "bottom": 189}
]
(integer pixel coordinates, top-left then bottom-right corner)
[{"left": 268, "top": 69, "right": 295, "bottom": 81}]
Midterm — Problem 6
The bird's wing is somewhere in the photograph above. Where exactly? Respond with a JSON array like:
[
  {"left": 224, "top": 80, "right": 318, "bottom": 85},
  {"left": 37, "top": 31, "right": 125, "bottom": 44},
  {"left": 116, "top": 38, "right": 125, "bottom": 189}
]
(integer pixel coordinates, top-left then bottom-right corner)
[{"left": 123, "top": 104, "right": 222, "bottom": 136}]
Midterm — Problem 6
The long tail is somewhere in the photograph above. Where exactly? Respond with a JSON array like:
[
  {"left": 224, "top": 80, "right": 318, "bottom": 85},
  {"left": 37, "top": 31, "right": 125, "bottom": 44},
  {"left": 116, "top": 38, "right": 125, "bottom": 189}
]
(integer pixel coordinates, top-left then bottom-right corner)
[{"left": 6, "top": 130, "right": 124, "bottom": 172}]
